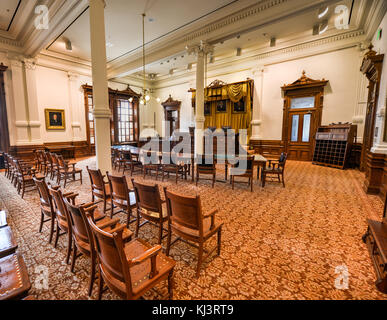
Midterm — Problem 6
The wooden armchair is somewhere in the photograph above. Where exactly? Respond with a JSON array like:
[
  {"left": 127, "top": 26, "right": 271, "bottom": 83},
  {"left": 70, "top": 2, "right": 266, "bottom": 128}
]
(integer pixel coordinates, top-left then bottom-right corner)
[
  {"left": 196, "top": 155, "right": 216, "bottom": 188},
  {"left": 33, "top": 177, "right": 56, "bottom": 244},
  {"left": 131, "top": 179, "right": 168, "bottom": 244},
  {"left": 49, "top": 153, "right": 59, "bottom": 180},
  {"left": 56, "top": 154, "right": 82, "bottom": 188},
  {"left": 107, "top": 173, "right": 137, "bottom": 227},
  {"left": 261, "top": 152, "right": 288, "bottom": 188},
  {"left": 123, "top": 151, "right": 143, "bottom": 176},
  {"left": 87, "top": 214, "right": 175, "bottom": 300},
  {"left": 16, "top": 159, "right": 43, "bottom": 198},
  {"left": 64, "top": 199, "right": 133, "bottom": 297},
  {"left": 43, "top": 151, "right": 54, "bottom": 178},
  {"left": 143, "top": 151, "right": 161, "bottom": 180},
  {"left": 229, "top": 156, "right": 255, "bottom": 192},
  {"left": 87, "top": 166, "right": 111, "bottom": 214},
  {"left": 161, "top": 153, "right": 188, "bottom": 184},
  {"left": 113, "top": 150, "right": 126, "bottom": 172},
  {"left": 163, "top": 188, "right": 223, "bottom": 277},
  {"left": 48, "top": 185, "right": 78, "bottom": 264}
]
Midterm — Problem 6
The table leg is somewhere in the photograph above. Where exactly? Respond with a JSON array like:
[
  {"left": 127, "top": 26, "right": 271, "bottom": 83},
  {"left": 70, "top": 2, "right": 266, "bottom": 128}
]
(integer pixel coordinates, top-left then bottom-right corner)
[{"left": 191, "top": 157, "right": 195, "bottom": 182}]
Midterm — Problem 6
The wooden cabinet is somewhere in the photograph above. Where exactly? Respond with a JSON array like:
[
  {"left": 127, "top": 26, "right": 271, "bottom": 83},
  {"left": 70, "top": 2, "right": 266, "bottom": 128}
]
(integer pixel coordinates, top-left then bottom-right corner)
[
  {"left": 312, "top": 123, "right": 357, "bottom": 169},
  {"left": 162, "top": 95, "right": 181, "bottom": 138}
]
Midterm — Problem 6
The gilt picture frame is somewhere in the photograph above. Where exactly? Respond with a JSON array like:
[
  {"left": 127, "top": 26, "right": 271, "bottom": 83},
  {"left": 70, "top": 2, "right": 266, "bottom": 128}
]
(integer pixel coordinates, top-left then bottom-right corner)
[
  {"left": 45, "top": 109, "right": 66, "bottom": 130},
  {"left": 232, "top": 99, "right": 246, "bottom": 113},
  {"left": 216, "top": 100, "right": 227, "bottom": 113}
]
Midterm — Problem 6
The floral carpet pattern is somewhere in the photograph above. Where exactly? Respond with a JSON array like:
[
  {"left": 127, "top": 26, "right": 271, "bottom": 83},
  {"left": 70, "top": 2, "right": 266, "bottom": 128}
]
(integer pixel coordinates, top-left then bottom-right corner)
[{"left": 0, "top": 157, "right": 386, "bottom": 300}]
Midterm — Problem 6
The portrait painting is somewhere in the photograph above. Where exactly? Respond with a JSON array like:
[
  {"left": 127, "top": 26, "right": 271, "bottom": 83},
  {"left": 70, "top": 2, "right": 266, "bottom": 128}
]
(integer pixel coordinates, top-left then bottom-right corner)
[
  {"left": 204, "top": 102, "right": 211, "bottom": 116},
  {"left": 233, "top": 100, "right": 245, "bottom": 113},
  {"left": 216, "top": 100, "right": 227, "bottom": 113},
  {"left": 45, "top": 109, "right": 65, "bottom": 130}
]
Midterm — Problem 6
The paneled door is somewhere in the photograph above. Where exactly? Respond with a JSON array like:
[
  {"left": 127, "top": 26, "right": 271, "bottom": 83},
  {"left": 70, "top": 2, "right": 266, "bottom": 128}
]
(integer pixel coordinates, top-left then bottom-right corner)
[{"left": 287, "top": 109, "right": 315, "bottom": 161}]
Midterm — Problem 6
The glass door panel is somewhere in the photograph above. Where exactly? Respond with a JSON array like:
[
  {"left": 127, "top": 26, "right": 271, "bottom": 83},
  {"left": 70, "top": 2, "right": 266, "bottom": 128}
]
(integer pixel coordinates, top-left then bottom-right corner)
[
  {"left": 302, "top": 114, "right": 311, "bottom": 142},
  {"left": 291, "top": 115, "right": 299, "bottom": 142}
]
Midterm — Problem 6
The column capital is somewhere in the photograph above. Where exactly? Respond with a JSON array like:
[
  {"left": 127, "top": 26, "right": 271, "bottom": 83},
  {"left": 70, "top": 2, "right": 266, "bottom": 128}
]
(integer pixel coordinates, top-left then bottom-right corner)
[
  {"left": 90, "top": 0, "right": 106, "bottom": 8},
  {"left": 186, "top": 41, "right": 214, "bottom": 57},
  {"left": 251, "top": 66, "right": 265, "bottom": 77},
  {"left": 67, "top": 71, "right": 79, "bottom": 81},
  {"left": 24, "top": 58, "right": 37, "bottom": 70}
]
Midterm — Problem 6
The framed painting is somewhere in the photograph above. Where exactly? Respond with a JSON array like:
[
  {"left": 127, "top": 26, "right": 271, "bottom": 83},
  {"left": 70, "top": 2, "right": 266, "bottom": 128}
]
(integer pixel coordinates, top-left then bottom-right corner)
[
  {"left": 233, "top": 99, "right": 245, "bottom": 113},
  {"left": 45, "top": 109, "right": 65, "bottom": 130},
  {"left": 204, "top": 102, "right": 211, "bottom": 116},
  {"left": 216, "top": 100, "right": 227, "bottom": 113}
]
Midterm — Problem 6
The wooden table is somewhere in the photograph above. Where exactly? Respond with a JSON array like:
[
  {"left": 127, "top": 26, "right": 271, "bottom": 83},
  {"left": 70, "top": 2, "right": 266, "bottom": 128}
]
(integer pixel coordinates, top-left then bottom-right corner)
[
  {"left": 45, "top": 145, "right": 75, "bottom": 159},
  {"left": 0, "top": 253, "right": 31, "bottom": 300},
  {"left": 0, "top": 226, "right": 18, "bottom": 259}
]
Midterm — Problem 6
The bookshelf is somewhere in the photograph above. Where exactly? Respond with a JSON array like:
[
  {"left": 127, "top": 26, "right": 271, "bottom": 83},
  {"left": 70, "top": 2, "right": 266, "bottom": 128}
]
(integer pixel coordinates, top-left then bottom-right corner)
[{"left": 312, "top": 123, "right": 357, "bottom": 169}]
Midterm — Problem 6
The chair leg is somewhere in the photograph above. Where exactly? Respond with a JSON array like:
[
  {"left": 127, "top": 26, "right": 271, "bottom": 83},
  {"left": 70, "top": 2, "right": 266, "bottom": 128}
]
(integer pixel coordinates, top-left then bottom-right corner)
[
  {"left": 251, "top": 177, "right": 253, "bottom": 192},
  {"left": 39, "top": 212, "right": 44, "bottom": 233},
  {"left": 196, "top": 243, "right": 203, "bottom": 278},
  {"left": 168, "top": 270, "right": 174, "bottom": 300},
  {"left": 282, "top": 173, "right": 285, "bottom": 188},
  {"left": 103, "top": 199, "right": 107, "bottom": 213},
  {"left": 135, "top": 210, "right": 140, "bottom": 238},
  {"left": 71, "top": 242, "right": 77, "bottom": 273},
  {"left": 49, "top": 217, "right": 55, "bottom": 244},
  {"left": 88, "top": 253, "right": 96, "bottom": 297},
  {"left": 66, "top": 231, "right": 72, "bottom": 265},
  {"left": 21, "top": 181, "right": 25, "bottom": 199},
  {"left": 110, "top": 199, "right": 114, "bottom": 218},
  {"left": 232, "top": 176, "right": 234, "bottom": 190},
  {"left": 158, "top": 221, "right": 163, "bottom": 245},
  {"left": 166, "top": 226, "right": 172, "bottom": 256},
  {"left": 217, "top": 227, "right": 222, "bottom": 255},
  {"left": 212, "top": 173, "right": 215, "bottom": 188},
  {"left": 54, "top": 222, "right": 60, "bottom": 248},
  {"left": 97, "top": 269, "right": 104, "bottom": 300}
]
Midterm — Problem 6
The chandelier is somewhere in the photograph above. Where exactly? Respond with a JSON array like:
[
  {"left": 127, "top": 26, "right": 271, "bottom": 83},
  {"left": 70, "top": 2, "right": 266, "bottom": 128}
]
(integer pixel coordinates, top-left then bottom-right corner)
[{"left": 139, "top": 13, "right": 161, "bottom": 105}]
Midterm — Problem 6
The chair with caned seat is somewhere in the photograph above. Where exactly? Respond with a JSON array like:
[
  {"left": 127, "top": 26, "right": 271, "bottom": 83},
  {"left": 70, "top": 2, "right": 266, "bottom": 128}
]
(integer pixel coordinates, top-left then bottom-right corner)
[
  {"left": 64, "top": 199, "right": 133, "bottom": 296},
  {"left": 107, "top": 173, "right": 137, "bottom": 227},
  {"left": 131, "top": 179, "right": 168, "bottom": 244},
  {"left": 86, "top": 213, "right": 175, "bottom": 300},
  {"left": 87, "top": 167, "right": 111, "bottom": 214},
  {"left": 163, "top": 188, "right": 223, "bottom": 277}
]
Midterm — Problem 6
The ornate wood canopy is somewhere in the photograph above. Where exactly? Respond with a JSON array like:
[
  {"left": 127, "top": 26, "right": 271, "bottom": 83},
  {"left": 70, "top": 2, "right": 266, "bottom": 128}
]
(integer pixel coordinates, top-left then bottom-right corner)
[
  {"left": 82, "top": 84, "right": 142, "bottom": 98},
  {"left": 161, "top": 95, "right": 181, "bottom": 109},
  {"left": 282, "top": 71, "right": 328, "bottom": 91}
]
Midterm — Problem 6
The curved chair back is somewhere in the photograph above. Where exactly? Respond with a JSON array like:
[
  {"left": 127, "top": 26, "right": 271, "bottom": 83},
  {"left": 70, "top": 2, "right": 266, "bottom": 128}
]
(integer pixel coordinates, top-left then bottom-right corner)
[
  {"left": 49, "top": 186, "right": 70, "bottom": 229},
  {"left": 64, "top": 199, "right": 91, "bottom": 248},
  {"left": 107, "top": 174, "right": 130, "bottom": 208},
  {"left": 163, "top": 188, "right": 203, "bottom": 237},
  {"left": 34, "top": 177, "right": 53, "bottom": 213},
  {"left": 87, "top": 167, "right": 106, "bottom": 198},
  {"left": 131, "top": 179, "right": 162, "bottom": 215}
]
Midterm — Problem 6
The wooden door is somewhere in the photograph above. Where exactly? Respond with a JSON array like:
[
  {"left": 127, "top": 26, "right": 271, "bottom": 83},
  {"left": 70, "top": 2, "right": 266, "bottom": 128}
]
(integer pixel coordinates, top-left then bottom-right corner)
[{"left": 287, "top": 110, "right": 315, "bottom": 161}]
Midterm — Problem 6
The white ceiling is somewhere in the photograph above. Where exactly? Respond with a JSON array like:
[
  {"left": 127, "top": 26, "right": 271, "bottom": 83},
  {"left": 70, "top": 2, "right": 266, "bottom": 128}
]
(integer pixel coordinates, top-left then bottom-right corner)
[
  {"left": 47, "top": 0, "right": 237, "bottom": 62},
  {"left": 0, "top": 0, "right": 21, "bottom": 31}
]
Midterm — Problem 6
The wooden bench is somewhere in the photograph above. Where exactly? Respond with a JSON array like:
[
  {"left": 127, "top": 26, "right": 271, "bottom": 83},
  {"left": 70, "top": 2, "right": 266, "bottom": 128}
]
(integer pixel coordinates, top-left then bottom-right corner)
[{"left": 0, "top": 253, "right": 31, "bottom": 300}]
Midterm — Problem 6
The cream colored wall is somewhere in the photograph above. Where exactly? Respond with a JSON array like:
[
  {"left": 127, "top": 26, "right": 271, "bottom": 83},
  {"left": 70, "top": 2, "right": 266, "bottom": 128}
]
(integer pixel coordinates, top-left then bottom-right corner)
[{"left": 151, "top": 47, "right": 362, "bottom": 142}]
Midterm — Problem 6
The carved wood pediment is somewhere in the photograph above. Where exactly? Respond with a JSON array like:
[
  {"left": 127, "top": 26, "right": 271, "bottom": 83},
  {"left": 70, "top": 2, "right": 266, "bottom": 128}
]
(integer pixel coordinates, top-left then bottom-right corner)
[
  {"left": 282, "top": 71, "right": 328, "bottom": 91},
  {"left": 162, "top": 95, "right": 181, "bottom": 109}
]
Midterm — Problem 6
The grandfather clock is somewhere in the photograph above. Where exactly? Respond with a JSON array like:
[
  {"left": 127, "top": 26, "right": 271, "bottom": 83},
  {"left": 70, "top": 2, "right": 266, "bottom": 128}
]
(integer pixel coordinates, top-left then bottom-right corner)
[{"left": 162, "top": 95, "right": 181, "bottom": 137}]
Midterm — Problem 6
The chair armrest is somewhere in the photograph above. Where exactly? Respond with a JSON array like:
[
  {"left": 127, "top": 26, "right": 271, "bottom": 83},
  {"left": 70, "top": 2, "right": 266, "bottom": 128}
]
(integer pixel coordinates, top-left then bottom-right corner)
[
  {"left": 108, "top": 224, "right": 127, "bottom": 235},
  {"left": 64, "top": 192, "right": 79, "bottom": 205},
  {"left": 97, "top": 217, "right": 121, "bottom": 230},
  {"left": 203, "top": 209, "right": 218, "bottom": 229},
  {"left": 129, "top": 245, "right": 162, "bottom": 278},
  {"left": 81, "top": 200, "right": 102, "bottom": 209}
]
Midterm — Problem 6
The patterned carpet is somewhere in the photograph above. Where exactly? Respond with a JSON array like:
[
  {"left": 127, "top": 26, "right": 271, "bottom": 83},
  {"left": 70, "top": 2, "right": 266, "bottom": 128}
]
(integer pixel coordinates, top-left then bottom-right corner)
[{"left": 0, "top": 157, "right": 386, "bottom": 300}]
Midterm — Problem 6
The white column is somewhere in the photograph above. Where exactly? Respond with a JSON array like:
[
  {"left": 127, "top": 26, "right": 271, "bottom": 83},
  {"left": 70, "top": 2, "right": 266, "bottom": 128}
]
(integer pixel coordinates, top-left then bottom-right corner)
[
  {"left": 68, "top": 72, "right": 82, "bottom": 142},
  {"left": 187, "top": 41, "right": 214, "bottom": 155},
  {"left": 89, "top": 0, "right": 112, "bottom": 172},
  {"left": 250, "top": 66, "right": 265, "bottom": 140},
  {"left": 9, "top": 58, "right": 29, "bottom": 145},
  {"left": 24, "top": 58, "right": 43, "bottom": 145}
]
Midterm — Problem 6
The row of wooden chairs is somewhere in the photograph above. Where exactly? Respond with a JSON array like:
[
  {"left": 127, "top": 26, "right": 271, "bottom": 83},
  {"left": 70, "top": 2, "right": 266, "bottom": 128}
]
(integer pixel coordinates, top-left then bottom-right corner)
[
  {"left": 3, "top": 153, "right": 44, "bottom": 198},
  {"left": 0, "top": 209, "right": 32, "bottom": 300},
  {"left": 33, "top": 150, "right": 82, "bottom": 188},
  {"left": 88, "top": 167, "right": 223, "bottom": 278},
  {"left": 34, "top": 176, "right": 175, "bottom": 299},
  {"left": 112, "top": 150, "right": 190, "bottom": 184}
]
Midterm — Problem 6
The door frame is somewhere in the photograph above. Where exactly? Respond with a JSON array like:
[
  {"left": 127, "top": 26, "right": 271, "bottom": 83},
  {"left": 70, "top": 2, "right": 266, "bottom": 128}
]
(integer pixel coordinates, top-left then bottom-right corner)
[{"left": 281, "top": 72, "right": 328, "bottom": 161}]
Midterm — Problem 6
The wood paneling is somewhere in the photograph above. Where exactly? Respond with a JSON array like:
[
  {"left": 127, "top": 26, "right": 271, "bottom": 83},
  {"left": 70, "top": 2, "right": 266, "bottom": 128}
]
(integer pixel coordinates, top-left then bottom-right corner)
[
  {"left": 249, "top": 140, "right": 284, "bottom": 158},
  {"left": 9, "top": 141, "right": 93, "bottom": 161}
]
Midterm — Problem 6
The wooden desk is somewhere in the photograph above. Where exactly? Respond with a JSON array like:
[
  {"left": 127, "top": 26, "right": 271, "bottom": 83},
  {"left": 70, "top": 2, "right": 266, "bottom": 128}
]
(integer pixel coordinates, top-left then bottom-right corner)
[
  {"left": 45, "top": 145, "right": 75, "bottom": 159},
  {"left": 0, "top": 253, "right": 31, "bottom": 300},
  {"left": 0, "top": 226, "right": 18, "bottom": 258}
]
